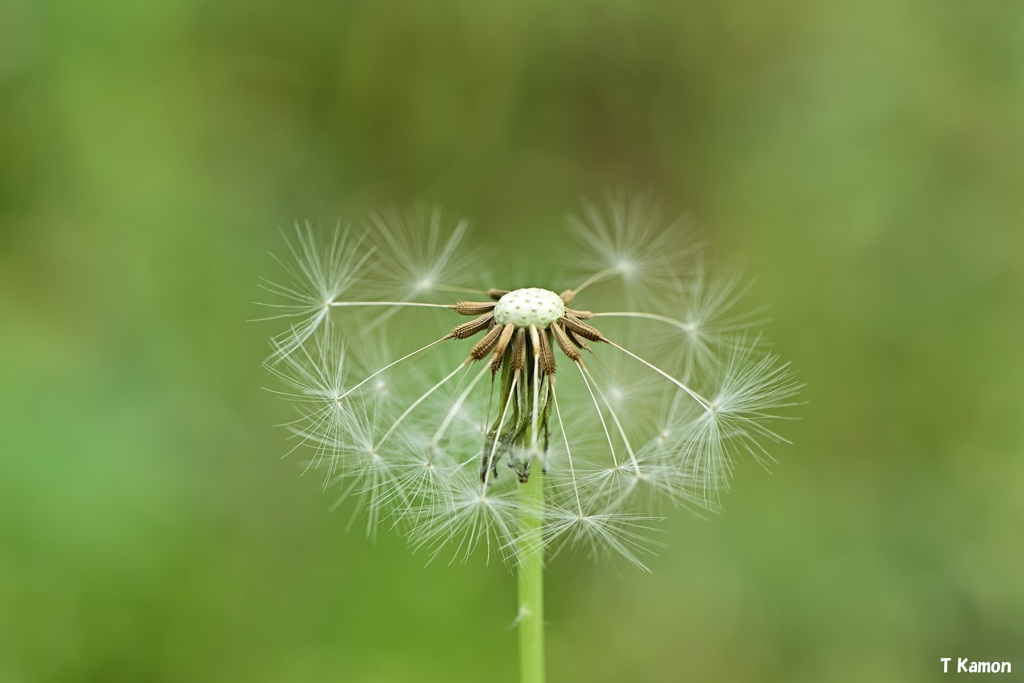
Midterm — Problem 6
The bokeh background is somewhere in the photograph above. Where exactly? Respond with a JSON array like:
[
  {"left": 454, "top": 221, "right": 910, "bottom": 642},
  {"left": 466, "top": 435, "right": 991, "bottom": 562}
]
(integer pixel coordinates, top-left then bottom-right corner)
[{"left": 2, "top": 1, "right": 1022, "bottom": 681}]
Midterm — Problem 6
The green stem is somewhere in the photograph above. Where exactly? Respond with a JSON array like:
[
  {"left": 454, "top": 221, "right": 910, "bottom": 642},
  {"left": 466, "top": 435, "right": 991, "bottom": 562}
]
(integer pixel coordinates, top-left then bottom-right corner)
[{"left": 517, "top": 471, "right": 545, "bottom": 683}]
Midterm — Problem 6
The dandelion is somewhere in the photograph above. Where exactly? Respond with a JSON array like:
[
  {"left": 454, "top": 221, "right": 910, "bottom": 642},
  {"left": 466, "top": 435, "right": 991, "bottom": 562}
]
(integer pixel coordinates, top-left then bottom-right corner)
[{"left": 259, "top": 199, "right": 799, "bottom": 683}]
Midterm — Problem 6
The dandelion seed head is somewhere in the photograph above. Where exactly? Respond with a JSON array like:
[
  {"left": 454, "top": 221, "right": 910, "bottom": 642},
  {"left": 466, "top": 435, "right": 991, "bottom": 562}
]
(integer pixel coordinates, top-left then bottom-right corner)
[{"left": 260, "top": 197, "right": 798, "bottom": 568}]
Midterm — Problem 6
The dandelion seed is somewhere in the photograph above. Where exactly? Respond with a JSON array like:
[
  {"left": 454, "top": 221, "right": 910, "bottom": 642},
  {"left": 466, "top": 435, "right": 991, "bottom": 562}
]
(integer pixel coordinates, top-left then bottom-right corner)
[
  {"left": 365, "top": 205, "right": 483, "bottom": 301},
  {"left": 256, "top": 223, "right": 372, "bottom": 361},
  {"left": 567, "top": 192, "right": 703, "bottom": 309}
]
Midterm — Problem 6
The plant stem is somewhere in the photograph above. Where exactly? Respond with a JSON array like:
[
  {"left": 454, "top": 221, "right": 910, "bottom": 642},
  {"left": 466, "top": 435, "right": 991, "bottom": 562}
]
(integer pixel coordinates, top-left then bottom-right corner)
[{"left": 517, "top": 471, "right": 546, "bottom": 683}]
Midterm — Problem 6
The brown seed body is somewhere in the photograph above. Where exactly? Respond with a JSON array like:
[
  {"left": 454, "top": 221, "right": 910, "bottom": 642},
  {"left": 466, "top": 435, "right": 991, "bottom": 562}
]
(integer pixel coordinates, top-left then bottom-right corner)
[{"left": 451, "top": 313, "right": 494, "bottom": 339}]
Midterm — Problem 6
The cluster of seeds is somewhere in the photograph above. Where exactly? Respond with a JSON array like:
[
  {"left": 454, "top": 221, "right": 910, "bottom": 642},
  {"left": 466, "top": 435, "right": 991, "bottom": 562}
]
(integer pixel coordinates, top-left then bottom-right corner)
[{"left": 261, "top": 200, "right": 798, "bottom": 568}]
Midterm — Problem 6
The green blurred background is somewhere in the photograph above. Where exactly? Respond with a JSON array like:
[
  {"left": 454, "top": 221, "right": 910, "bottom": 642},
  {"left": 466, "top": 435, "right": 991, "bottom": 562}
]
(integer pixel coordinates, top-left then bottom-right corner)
[{"left": 1, "top": 1, "right": 1022, "bottom": 681}]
